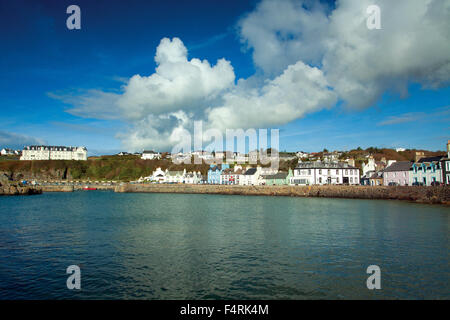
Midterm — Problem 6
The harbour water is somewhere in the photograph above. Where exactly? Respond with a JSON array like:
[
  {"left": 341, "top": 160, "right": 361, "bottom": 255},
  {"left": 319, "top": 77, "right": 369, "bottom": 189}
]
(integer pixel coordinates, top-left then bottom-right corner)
[{"left": 0, "top": 191, "right": 448, "bottom": 299}]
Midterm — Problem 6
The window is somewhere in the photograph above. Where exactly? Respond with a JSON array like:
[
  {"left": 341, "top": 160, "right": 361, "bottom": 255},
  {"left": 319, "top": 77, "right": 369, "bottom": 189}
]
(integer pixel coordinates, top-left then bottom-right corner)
[
  {"left": 328, "top": 169, "right": 331, "bottom": 175},
  {"left": 336, "top": 170, "right": 339, "bottom": 175},
  {"left": 319, "top": 177, "right": 322, "bottom": 183},
  {"left": 319, "top": 169, "right": 322, "bottom": 174},
  {"left": 308, "top": 169, "right": 311, "bottom": 175},
  {"left": 350, "top": 177, "right": 353, "bottom": 183}
]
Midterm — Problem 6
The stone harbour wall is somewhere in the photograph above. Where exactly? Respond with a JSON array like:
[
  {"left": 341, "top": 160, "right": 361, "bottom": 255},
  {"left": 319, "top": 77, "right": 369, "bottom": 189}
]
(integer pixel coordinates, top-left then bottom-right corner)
[{"left": 115, "top": 184, "right": 450, "bottom": 205}]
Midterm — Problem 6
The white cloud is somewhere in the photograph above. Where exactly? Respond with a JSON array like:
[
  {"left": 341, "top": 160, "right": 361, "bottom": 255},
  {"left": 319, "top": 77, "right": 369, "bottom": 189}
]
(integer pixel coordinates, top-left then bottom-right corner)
[
  {"left": 51, "top": 0, "right": 450, "bottom": 151},
  {"left": 239, "top": 0, "right": 330, "bottom": 75},
  {"left": 207, "top": 61, "right": 337, "bottom": 131},
  {"left": 322, "top": 0, "right": 450, "bottom": 109},
  {"left": 48, "top": 90, "right": 121, "bottom": 120},
  {"left": 117, "top": 37, "right": 235, "bottom": 120},
  {"left": 0, "top": 130, "right": 46, "bottom": 149},
  {"left": 241, "top": 0, "right": 450, "bottom": 109}
]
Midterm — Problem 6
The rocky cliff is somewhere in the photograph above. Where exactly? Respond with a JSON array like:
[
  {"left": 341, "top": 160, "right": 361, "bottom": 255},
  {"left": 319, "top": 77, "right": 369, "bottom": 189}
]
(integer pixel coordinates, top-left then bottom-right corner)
[{"left": 0, "top": 173, "right": 42, "bottom": 196}]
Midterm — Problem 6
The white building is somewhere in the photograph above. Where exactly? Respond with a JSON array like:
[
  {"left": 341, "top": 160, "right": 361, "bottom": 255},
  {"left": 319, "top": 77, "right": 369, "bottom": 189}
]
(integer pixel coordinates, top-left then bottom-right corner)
[
  {"left": 362, "top": 156, "right": 376, "bottom": 176},
  {"left": 239, "top": 167, "right": 262, "bottom": 186},
  {"left": 184, "top": 171, "right": 202, "bottom": 184},
  {"left": 166, "top": 170, "right": 185, "bottom": 183},
  {"left": 296, "top": 151, "right": 310, "bottom": 159},
  {"left": 1, "top": 148, "right": 15, "bottom": 156},
  {"left": 141, "top": 150, "right": 161, "bottom": 160},
  {"left": 290, "top": 162, "right": 360, "bottom": 185},
  {"left": 20, "top": 145, "right": 87, "bottom": 161},
  {"left": 150, "top": 167, "right": 166, "bottom": 183}
]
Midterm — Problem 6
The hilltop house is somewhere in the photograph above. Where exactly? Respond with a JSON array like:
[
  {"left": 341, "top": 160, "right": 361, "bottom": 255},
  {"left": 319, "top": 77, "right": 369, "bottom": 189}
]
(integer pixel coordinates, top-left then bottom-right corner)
[
  {"left": 383, "top": 161, "right": 412, "bottom": 186},
  {"left": 141, "top": 150, "right": 161, "bottom": 160},
  {"left": 20, "top": 145, "right": 87, "bottom": 161},
  {"left": 290, "top": 162, "right": 360, "bottom": 186},
  {"left": 207, "top": 164, "right": 230, "bottom": 184},
  {"left": 0, "top": 148, "right": 16, "bottom": 156}
]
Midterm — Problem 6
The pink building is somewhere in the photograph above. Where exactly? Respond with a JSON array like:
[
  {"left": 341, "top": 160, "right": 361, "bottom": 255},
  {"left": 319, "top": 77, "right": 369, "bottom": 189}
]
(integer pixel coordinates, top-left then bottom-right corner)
[{"left": 383, "top": 161, "right": 413, "bottom": 186}]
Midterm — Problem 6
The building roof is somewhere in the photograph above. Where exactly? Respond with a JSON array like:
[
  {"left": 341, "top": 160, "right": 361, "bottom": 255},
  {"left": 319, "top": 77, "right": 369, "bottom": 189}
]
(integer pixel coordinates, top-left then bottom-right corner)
[
  {"left": 167, "top": 171, "right": 183, "bottom": 176},
  {"left": 295, "top": 161, "right": 358, "bottom": 170},
  {"left": 142, "top": 150, "right": 158, "bottom": 154},
  {"left": 23, "top": 145, "right": 87, "bottom": 151},
  {"left": 383, "top": 161, "right": 412, "bottom": 172},
  {"left": 369, "top": 172, "right": 383, "bottom": 179},
  {"left": 417, "top": 156, "right": 445, "bottom": 163},
  {"left": 262, "top": 172, "right": 288, "bottom": 180},
  {"left": 244, "top": 168, "right": 257, "bottom": 175}
]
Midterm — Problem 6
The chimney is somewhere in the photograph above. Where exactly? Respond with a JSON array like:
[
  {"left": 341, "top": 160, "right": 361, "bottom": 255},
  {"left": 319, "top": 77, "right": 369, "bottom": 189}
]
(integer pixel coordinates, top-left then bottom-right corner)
[
  {"left": 447, "top": 140, "right": 450, "bottom": 158},
  {"left": 415, "top": 151, "right": 425, "bottom": 163}
]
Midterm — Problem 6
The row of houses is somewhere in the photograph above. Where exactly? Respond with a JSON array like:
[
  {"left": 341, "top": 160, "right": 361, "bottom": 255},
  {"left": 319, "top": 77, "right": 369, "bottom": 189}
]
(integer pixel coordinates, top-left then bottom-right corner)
[
  {"left": 140, "top": 150, "right": 322, "bottom": 163},
  {"left": 0, "top": 148, "right": 21, "bottom": 156},
  {"left": 361, "top": 141, "right": 450, "bottom": 186}
]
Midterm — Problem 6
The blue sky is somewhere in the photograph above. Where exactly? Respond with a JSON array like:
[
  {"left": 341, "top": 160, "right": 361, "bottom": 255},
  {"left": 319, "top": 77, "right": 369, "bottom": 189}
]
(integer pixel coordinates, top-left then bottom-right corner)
[{"left": 0, "top": 0, "right": 449, "bottom": 154}]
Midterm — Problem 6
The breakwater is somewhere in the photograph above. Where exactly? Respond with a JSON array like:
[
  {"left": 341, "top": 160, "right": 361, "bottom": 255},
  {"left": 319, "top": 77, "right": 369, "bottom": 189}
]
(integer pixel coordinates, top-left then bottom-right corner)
[
  {"left": 39, "top": 185, "right": 116, "bottom": 192},
  {"left": 115, "top": 184, "right": 450, "bottom": 205}
]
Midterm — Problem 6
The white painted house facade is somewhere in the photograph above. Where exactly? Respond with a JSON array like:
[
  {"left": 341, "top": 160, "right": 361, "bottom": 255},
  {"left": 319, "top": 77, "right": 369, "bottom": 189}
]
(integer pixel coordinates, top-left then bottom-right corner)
[
  {"left": 20, "top": 146, "right": 87, "bottom": 161},
  {"left": 141, "top": 150, "right": 161, "bottom": 160},
  {"left": 290, "top": 162, "right": 360, "bottom": 185}
]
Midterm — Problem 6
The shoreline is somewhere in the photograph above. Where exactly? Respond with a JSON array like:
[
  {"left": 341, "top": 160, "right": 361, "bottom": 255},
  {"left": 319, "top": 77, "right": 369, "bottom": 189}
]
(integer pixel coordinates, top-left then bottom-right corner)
[
  {"left": 3, "top": 183, "right": 449, "bottom": 205},
  {"left": 115, "top": 184, "right": 450, "bottom": 205}
]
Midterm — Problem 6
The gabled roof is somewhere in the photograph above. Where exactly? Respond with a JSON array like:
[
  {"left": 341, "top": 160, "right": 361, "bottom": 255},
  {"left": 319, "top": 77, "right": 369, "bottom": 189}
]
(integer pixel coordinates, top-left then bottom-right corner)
[
  {"left": 383, "top": 161, "right": 412, "bottom": 172},
  {"left": 244, "top": 168, "right": 257, "bottom": 175},
  {"left": 417, "top": 156, "right": 445, "bottom": 163},
  {"left": 167, "top": 171, "right": 183, "bottom": 176},
  {"left": 262, "top": 172, "right": 288, "bottom": 180}
]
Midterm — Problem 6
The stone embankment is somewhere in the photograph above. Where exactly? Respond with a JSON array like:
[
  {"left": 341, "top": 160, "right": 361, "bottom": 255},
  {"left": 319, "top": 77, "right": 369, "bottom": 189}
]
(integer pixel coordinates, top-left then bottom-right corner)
[{"left": 115, "top": 184, "right": 450, "bottom": 205}]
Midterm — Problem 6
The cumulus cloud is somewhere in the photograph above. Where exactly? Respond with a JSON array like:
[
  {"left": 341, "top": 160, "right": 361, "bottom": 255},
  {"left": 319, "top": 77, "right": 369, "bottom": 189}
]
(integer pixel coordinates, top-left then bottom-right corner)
[
  {"left": 0, "top": 130, "right": 46, "bottom": 149},
  {"left": 207, "top": 61, "right": 337, "bottom": 131},
  {"left": 117, "top": 38, "right": 236, "bottom": 120},
  {"left": 48, "top": 90, "right": 121, "bottom": 120},
  {"left": 51, "top": 0, "right": 450, "bottom": 151},
  {"left": 241, "top": 0, "right": 450, "bottom": 109},
  {"left": 53, "top": 37, "right": 335, "bottom": 151},
  {"left": 239, "top": 0, "right": 331, "bottom": 75}
]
